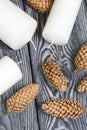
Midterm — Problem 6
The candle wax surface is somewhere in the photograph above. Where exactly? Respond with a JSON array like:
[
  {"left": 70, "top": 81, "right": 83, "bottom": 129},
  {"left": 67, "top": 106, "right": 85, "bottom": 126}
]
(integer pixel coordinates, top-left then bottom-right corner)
[
  {"left": 0, "top": 56, "right": 22, "bottom": 95},
  {"left": 0, "top": 0, "right": 37, "bottom": 50},
  {"left": 42, "top": 0, "right": 82, "bottom": 45}
]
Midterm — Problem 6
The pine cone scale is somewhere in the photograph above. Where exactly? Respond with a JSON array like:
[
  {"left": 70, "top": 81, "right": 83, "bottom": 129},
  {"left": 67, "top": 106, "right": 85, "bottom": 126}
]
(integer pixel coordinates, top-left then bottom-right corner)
[
  {"left": 42, "top": 99, "right": 85, "bottom": 118},
  {"left": 77, "top": 76, "right": 87, "bottom": 93},
  {"left": 75, "top": 43, "right": 87, "bottom": 70},
  {"left": 6, "top": 84, "right": 39, "bottom": 114},
  {"left": 43, "top": 60, "right": 67, "bottom": 92},
  {"left": 26, "top": 0, "right": 52, "bottom": 13}
]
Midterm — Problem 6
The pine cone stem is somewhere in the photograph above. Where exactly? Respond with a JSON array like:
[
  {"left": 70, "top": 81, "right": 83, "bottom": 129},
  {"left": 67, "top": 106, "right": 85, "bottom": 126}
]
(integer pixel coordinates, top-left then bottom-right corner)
[
  {"left": 42, "top": 104, "right": 48, "bottom": 110},
  {"left": 47, "top": 52, "right": 56, "bottom": 61}
]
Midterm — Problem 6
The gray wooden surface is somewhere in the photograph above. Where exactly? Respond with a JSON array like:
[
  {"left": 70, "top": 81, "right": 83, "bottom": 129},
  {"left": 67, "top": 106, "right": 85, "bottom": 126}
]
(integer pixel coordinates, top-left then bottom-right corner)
[{"left": 0, "top": 0, "right": 87, "bottom": 130}]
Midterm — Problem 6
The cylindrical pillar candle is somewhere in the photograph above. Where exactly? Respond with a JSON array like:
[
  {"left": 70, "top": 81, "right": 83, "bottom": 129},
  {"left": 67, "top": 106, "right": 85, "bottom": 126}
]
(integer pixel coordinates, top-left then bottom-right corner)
[
  {"left": 0, "top": 0, "right": 37, "bottom": 50},
  {"left": 0, "top": 56, "right": 22, "bottom": 95},
  {"left": 42, "top": 0, "right": 82, "bottom": 45}
]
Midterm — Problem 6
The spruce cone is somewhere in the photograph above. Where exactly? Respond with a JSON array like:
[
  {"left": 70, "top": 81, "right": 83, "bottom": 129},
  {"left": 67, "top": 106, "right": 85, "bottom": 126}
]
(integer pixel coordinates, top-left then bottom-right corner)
[
  {"left": 77, "top": 76, "right": 87, "bottom": 93},
  {"left": 26, "top": 0, "right": 52, "bottom": 13},
  {"left": 75, "top": 43, "right": 87, "bottom": 70},
  {"left": 6, "top": 84, "right": 39, "bottom": 114},
  {"left": 42, "top": 99, "right": 85, "bottom": 118},
  {"left": 43, "top": 60, "right": 67, "bottom": 92}
]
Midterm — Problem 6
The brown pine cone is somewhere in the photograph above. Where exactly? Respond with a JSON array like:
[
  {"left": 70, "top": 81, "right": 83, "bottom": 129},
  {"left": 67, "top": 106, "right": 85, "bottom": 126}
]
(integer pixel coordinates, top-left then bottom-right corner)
[
  {"left": 42, "top": 99, "right": 85, "bottom": 119},
  {"left": 43, "top": 60, "right": 67, "bottom": 92},
  {"left": 77, "top": 76, "right": 87, "bottom": 93},
  {"left": 26, "top": 0, "right": 52, "bottom": 13},
  {"left": 75, "top": 43, "right": 87, "bottom": 70},
  {"left": 6, "top": 84, "right": 39, "bottom": 114}
]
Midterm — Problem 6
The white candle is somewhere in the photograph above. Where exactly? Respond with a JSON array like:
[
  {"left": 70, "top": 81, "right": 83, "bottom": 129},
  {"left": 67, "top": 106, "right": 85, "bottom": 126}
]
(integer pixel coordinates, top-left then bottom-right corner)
[
  {"left": 42, "top": 0, "right": 82, "bottom": 45},
  {"left": 0, "top": 56, "right": 22, "bottom": 95},
  {"left": 0, "top": 0, "right": 37, "bottom": 50}
]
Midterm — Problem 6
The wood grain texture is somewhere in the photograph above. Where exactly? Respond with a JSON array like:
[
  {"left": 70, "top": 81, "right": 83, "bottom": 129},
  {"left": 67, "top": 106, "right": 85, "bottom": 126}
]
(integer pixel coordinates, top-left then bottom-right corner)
[
  {"left": 0, "top": 0, "right": 39, "bottom": 130},
  {"left": 25, "top": 0, "right": 87, "bottom": 130},
  {"left": 0, "top": 0, "right": 87, "bottom": 130}
]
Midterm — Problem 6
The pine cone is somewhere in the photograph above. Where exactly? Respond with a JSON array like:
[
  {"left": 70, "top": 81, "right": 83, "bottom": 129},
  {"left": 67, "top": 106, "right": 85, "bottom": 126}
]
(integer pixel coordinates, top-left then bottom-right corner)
[
  {"left": 77, "top": 76, "right": 87, "bottom": 93},
  {"left": 42, "top": 99, "right": 85, "bottom": 118},
  {"left": 43, "top": 60, "right": 67, "bottom": 92},
  {"left": 6, "top": 84, "right": 39, "bottom": 114},
  {"left": 75, "top": 43, "right": 87, "bottom": 70},
  {"left": 26, "top": 0, "right": 52, "bottom": 13}
]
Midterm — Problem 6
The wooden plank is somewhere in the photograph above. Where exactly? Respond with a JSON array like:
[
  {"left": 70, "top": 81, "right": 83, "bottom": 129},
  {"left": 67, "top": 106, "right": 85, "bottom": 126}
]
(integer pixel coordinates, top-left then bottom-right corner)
[
  {"left": 0, "top": 0, "right": 39, "bottom": 130},
  {"left": 0, "top": 0, "right": 87, "bottom": 129},
  {"left": 27, "top": 0, "right": 87, "bottom": 130}
]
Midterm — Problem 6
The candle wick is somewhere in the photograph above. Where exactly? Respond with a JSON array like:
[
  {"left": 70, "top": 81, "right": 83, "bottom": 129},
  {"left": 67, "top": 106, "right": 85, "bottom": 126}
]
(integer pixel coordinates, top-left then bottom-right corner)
[
  {"left": 47, "top": 42, "right": 53, "bottom": 49},
  {"left": 17, "top": 61, "right": 22, "bottom": 65},
  {"left": 30, "top": 40, "right": 37, "bottom": 50}
]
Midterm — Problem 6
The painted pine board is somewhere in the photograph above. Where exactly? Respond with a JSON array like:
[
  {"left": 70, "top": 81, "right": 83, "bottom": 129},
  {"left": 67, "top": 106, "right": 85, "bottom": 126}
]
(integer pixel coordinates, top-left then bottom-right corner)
[
  {"left": 0, "top": 0, "right": 39, "bottom": 130},
  {"left": 0, "top": 0, "right": 87, "bottom": 130},
  {"left": 26, "top": 0, "right": 87, "bottom": 130}
]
